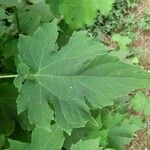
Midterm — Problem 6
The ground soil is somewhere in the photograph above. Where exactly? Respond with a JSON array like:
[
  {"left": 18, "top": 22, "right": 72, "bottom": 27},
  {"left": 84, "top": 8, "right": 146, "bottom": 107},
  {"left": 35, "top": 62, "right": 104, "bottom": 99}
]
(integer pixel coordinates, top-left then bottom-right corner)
[
  {"left": 127, "top": 0, "right": 150, "bottom": 149},
  {"left": 133, "top": 0, "right": 150, "bottom": 70}
]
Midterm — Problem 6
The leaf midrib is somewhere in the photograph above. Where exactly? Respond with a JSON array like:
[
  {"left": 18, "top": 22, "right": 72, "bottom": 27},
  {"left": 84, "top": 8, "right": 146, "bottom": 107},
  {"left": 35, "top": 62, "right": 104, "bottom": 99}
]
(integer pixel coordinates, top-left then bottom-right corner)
[{"left": 35, "top": 74, "right": 150, "bottom": 107}]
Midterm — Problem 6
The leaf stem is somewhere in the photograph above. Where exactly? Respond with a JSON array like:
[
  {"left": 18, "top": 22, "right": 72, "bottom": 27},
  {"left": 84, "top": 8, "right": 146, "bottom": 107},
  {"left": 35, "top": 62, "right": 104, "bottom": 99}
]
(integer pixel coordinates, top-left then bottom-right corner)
[
  {"left": 14, "top": 6, "right": 21, "bottom": 33},
  {"left": 0, "top": 75, "right": 18, "bottom": 79}
]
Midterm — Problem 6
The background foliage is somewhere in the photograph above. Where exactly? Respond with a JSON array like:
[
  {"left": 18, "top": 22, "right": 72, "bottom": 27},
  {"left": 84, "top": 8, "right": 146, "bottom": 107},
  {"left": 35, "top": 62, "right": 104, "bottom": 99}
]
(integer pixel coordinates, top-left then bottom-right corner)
[{"left": 0, "top": 0, "right": 149, "bottom": 149}]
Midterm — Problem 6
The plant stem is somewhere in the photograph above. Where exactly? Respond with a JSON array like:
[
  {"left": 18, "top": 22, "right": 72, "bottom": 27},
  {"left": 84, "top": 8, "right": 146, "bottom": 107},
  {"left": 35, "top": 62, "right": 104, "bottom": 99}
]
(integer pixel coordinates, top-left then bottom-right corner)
[
  {"left": 14, "top": 6, "right": 21, "bottom": 33},
  {"left": 0, "top": 75, "right": 18, "bottom": 79}
]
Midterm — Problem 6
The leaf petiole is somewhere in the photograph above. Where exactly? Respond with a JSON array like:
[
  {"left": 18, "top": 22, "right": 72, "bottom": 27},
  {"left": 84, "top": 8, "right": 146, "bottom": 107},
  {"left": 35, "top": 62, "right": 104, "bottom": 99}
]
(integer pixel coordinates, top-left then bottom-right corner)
[
  {"left": 14, "top": 6, "right": 21, "bottom": 33},
  {"left": 0, "top": 75, "right": 18, "bottom": 79}
]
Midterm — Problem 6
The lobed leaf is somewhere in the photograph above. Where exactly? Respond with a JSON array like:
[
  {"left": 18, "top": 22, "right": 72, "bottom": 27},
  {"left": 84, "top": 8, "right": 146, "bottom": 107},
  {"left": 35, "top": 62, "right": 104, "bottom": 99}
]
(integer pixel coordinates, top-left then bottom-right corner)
[{"left": 17, "top": 20, "right": 150, "bottom": 134}]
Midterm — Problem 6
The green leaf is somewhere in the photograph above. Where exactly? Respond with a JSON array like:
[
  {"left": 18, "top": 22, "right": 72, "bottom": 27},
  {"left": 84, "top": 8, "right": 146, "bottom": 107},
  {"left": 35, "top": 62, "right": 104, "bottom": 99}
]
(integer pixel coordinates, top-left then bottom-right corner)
[
  {"left": 17, "top": 20, "right": 150, "bottom": 134},
  {"left": 132, "top": 57, "right": 139, "bottom": 64},
  {"left": 103, "top": 113, "right": 143, "bottom": 149},
  {"left": 14, "top": 63, "right": 29, "bottom": 90},
  {"left": 65, "top": 112, "right": 143, "bottom": 150},
  {"left": 0, "top": 83, "right": 18, "bottom": 136},
  {"left": 2, "top": 39, "right": 18, "bottom": 59},
  {"left": 103, "top": 148, "right": 116, "bottom": 150},
  {"left": 17, "top": 82, "right": 54, "bottom": 132},
  {"left": 131, "top": 92, "right": 150, "bottom": 116},
  {"left": 0, "top": 0, "right": 18, "bottom": 7},
  {"left": 46, "top": 0, "right": 59, "bottom": 16},
  {"left": 17, "top": 2, "right": 53, "bottom": 34},
  {"left": 18, "top": 111, "right": 34, "bottom": 131},
  {"left": 2, "top": 39, "right": 19, "bottom": 68},
  {"left": 0, "top": 26, "right": 6, "bottom": 37},
  {"left": 28, "top": 0, "right": 44, "bottom": 4},
  {"left": 99, "top": 0, "right": 115, "bottom": 16},
  {"left": 70, "top": 138, "right": 100, "bottom": 150},
  {"left": 0, "top": 7, "right": 12, "bottom": 38},
  {"left": 0, "top": 135, "right": 5, "bottom": 149},
  {"left": 9, "top": 125, "right": 64, "bottom": 150},
  {"left": 112, "top": 34, "right": 132, "bottom": 50},
  {"left": 58, "top": 0, "right": 115, "bottom": 29},
  {"left": 147, "top": 129, "right": 150, "bottom": 136},
  {"left": 64, "top": 126, "right": 94, "bottom": 149},
  {"left": 59, "top": 0, "right": 100, "bottom": 29},
  {"left": 0, "top": 7, "right": 10, "bottom": 20}
]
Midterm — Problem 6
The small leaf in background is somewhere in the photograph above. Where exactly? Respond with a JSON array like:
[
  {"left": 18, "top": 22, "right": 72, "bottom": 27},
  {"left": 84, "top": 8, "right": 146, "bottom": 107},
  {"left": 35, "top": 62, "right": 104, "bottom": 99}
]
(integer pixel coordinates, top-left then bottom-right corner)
[
  {"left": 110, "top": 49, "right": 129, "bottom": 63},
  {"left": 99, "top": 0, "right": 115, "bottom": 16},
  {"left": 2, "top": 39, "right": 18, "bottom": 59},
  {"left": 147, "top": 129, "right": 150, "bottom": 136},
  {"left": 0, "top": 0, "right": 18, "bottom": 7},
  {"left": 0, "top": 135, "right": 5, "bottom": 149},
  {"left": 59, "top": 0, "right": 100, "bottom": 29},
  {"left": 65, "top": 112, "right": 144, "bottom": 150},
  {"left": 0, "top": 26, "right": 7, "bottom": 37},
  {"left": 102, "top": 113, "right": 143, "bottom": 149},
  {"left": 18, "top": 111, "right": 34, "bottom": 131},
  {"left": 9, "top": 125, "right": 65, "bottom": 150},
  {"left": 17, "top": 2, "right": 53, "bottom": 34},
  {"left": 0, "top": 7, "right": 10, "bottom": 20},
  {"left": 28, "top": 0, "right": 44, "bottom": 4},
  {"left": 0, "top": 83, "right": 18, "bottom": 136},
  {"left": 64, "top": 127, "right": 94, "bottom": 150},
  {"left": 47, "top": 0, "right": 115, "bottom": 29},
  {"left": 131, "top": 92, "right": 150, "bottom": 117},
  {"left": 46, "top": 0, "right": 59, "bottom": 16},
  {"left": 0, "top": 7, "right": 13, "bottom": 37},
  {"left": 112, "top": 34, "right": 132, "bottom": 50},
  {"left": 0, "top": 82, "right": 19, "bottom": 148},
  {"left": 1, "top": 39, "right": 19, "bottom": 72},
  {"left": 70, "top": 138, "right": 100, "bottom": 150},
  {"left": 132, "top": 56, "right": 139, "bottom": 65}
]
